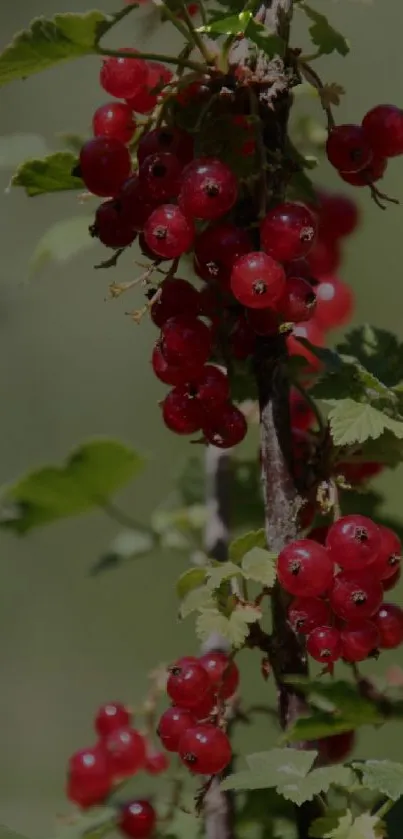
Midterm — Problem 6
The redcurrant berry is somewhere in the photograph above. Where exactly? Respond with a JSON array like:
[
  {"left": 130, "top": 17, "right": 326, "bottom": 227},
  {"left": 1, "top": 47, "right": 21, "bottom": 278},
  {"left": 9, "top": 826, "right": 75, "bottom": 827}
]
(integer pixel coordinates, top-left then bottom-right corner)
[
  {"left": 194, "top": 223, "right": 252, "bottom": 288},
  {"left": 139, "top": 153, "right": 182, "bottom": 201},
  {"left": 127, "top": 62, "right": 172, "bottom": 114},
  {"left": 150, "top": 279, "right": 200, "bottom": 327},
  {"left": 313, "top": 277, "right": 354, "bottom": 331},
  {"left": 119, "top": 175, "right": 157, "bottom": 231},
  {"left": 166, "top": 366, "right": 229, "bottom": 416},
  {"left": 67, "top": 746, "right": 111, "bottom": 808},
  {"left": 137, "top": 127, "right": 194, "bottom": 165},
  {"left": 279, "top": 276, "right": 317, "bottom": 323},
  {"left": 374, "top": 603, "right": 403, "bottom": 649},
  {"left": 277, "top": 539, "right": 334, "bottom": 597},
  {"left": 326, "top": 515, "right": 381, "bottom": 572},
  {"left": 261, "top": 202, "right": 317, "bottom": 262},
  {"left": 95, "top": 702, "right": 131, "bottom": 738},
  {"left": 93, "top": 102, "right": 136, "bottom": 144},
  {"left": 317, "top": 731, "right": 355, "bottom": 763},
  {"left": 329, "top": 572, "right": 383, "bottom": 621},
  {"left": 162, "top": 388, "right": 203, "bottom": 435},
  {"left": 119, "top": 800, "right": 156, "bottom": 839},
  {"left": 178, "top": 724, "right": 231, "bottom": 774},
  {"left": 80, "top": 137, "right": 131, "bottom": 197},
  {"left": 179, "top": 159, "right": 238, "bottom": 220},
  {"left": 231, "top": 252, "right": 286, "bottom": 309},
  {"left": 288, "top": 597, "right": 331, "bottom": 635},
  {"left": 326, "top": 125, "right": 372, "bottom": 173},
  {"left": 157, "top": 707, "right": 196, "bottom": 752},
  {"left": 383, "top": 566, "right": 401, "bottom": 592},
  {"left": 103, "top": 728, "right": 147, "bottom": 777},
  {"left": 100, "top": 49, "right": 147, "bottom": 99},
  {"left": 372, "top": 526, "right": 402, "bottom": 580},
  {"left": 199, "top": 651, "right": 240, "bottom": 699},
  {"left": 307, "top": 626, "right": 342, "bottom": 663},
  {"left": 362, "top": 104, "right": 403, "bottom": 158},
  {"left": 315, "top": 190, "right": 359, "bottom": 240},
  {"left": 167, "top": 659, "right": 210, "bottom": 709},
  {"left": 340, "top": 620, "right": 380, "bottom": 662},
  {"left": 336, "top": 461, "right": 383, "bottom": 486},
  {"left": 202, "top": 403, "right": 247, "bottom": 449},
  {"left": 145, "top": 749, "right": 169, "bottom": 775},
  {"left": 144, "top": 204, "right": 194, "bottom": 258},
  {"left": 191, "top": 689, "right": 217, "bottom": 721},
  {"left": 151, "top": 342, "right": 204, "bottom": 386},
  {"left": 91, "top": 200, "right": 136, "bottom": 248},
  {"left": 161, "top": 316, "right": 212, "bottom": 366},
  {"left": 339, "top": 155, "right": 387, "bottom": 187}
]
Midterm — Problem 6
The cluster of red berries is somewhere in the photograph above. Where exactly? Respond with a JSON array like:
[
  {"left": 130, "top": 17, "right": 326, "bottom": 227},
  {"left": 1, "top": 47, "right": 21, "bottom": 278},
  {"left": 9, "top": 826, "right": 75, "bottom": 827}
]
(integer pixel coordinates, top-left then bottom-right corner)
[
  {"left": 157, "top": 651, "right": 238, "bottom": 775},
  {"left": 326, "top": 105, "right": 403, "bottom": 187},
  {"left": 278, "top": 514, "right": 403, "bottom": 665}
]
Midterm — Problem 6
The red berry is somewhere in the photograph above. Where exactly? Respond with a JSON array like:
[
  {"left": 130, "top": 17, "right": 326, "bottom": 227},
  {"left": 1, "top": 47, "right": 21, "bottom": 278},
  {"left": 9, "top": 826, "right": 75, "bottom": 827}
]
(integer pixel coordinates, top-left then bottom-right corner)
[
  {"left": 167, "top": 659, "right": 210, "bottom": 709},
  {"left": 307, "top": 626, "right": 342, "bottom": 663},
  {"left": 139, "top": 152, "right": 182, "bottom": 201},
  {"left": 261, "top": 202, "right": 317, "bottom": 262},
  {"left": 362, "top": 104, "right": 403, "bottom": 158},
  {"left": 383, "top": 566, "right": 401, "bottom": 592},
  {"left": 339, "top": 155, "right": 387, "bottom": 187},
  {"left": 127, "top": 62, "right": 172, "bottom": 114},
  {"left": 229, "top": 315, "right": 256, "bottom": 359},
  {"left": 95, "top": 702, "right": 131, "bottom": 738},
  {"left": 137, "top": 127, "right": 193, "bottom": 165},
  {"left": 326, "top": 125, "right": 373, "bottom": 173},
  {"left": 374, "top": 603, "right": 403, "bottom": 649},
  {"left": 340, "top": 620, "right": 380, "bottom": 662},
  {"left": 317, "top": 731, "right": 355, "bottom": 763},
  {"left": 92, "top": 200, "right": 136, "bottom": 248},
  {"left": 178, "top": 723, "right": 231, "bottom": 774},
  {"left": 279, "top": 276, "right": 317, "bottom": 323},
  {"left": 372, "top": 526, "right": 402, "bottom": 580},
  {"left": 151, "top": 278, "right": 200, "bottom": 327},
  {"left": 80, "top": 137, "right": 131, "bottom": 197},
  {"left": 231, "top": 252, "right": 286, "bottom": 309},
  {"left": 67, "top": 746, "right": 111, "bottom": 808},
  {"left": 157, "top": 706, "right": 196, "bottom": 752},
  {"left": 144, "top": 204, "right": 194, "bottom": 258},
  {"left": 151, "top": 342, "right": 204, "bottom": 386},
  {"left": 326, "top": 515, "right": 381, "bottom": 572},
  {"left": 286, "top": 321, "right": 325, "bottom": 371},
  {"left": 307, "top": 236, "right": 341, "bottom": 277},
  {"left": 161, "top": 316, "right": 212, "bottom": 366},
  {"left": 290, "top": 389, "right": 315, "bottom": 432},
  {"left": 119, "top": 800, "right": 156, "bottom": 839},
  {"left": 194, "top": 223, "right": 252, "bottom": 288},
  {"left": 277, "top": 539, "right": 334, "bottom": 597},
  {"left": 179, "top": 159, "right": 238, "bottom": 220},
  {"left": 199, "top": 651, "right": 240, "bottom": 699},
  {"left": 246, "top": 307, "right": 280, "bottom": 336},
  {"left": 162, "top": 387, "right": 203, "bottom": 435},
  {"left": 93, "top": 102, "right": 136, "bottom": 144},
  {"left": 313, "top": 276, "right": 354, "bottom": 331},
  {"left": 145, "top": 749, "right": 169, "bottom": 775},
  {"left": 100, "top": 49, "right": 147, "bottom": 99},
  {"left": 288, "top": 597, "right": 331, "bottom": 635},
  {"left": 191, "top": 689, "right": 217, "bottom": 721},
  {"left": 202, "top": 403, "right": 247, "bottom": 449},
  {"left": 119, "top": 174, "right": 157, "bottom": 231},
  {"left": 103, "top": 727, "right": 147, "bottom": 777},
  {"left": 165, "top": 366, "right": 230, "bottom": 415},
  {"left": 336, "top": 461, "right": 383, "bottom": 486},
  {"left": 316, "top": 190, "right": 359, "bottom": 240},
  {"left": 330, "top": 572, "right": 383, "bottom": 621}
]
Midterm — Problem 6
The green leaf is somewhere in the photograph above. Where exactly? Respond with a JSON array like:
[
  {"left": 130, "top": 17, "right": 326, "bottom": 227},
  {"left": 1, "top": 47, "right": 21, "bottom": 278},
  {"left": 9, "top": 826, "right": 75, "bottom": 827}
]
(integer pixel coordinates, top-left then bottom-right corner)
[
  {"left": 196, "top": 603, "right": 260, "bottom": 648},
  {"left": 12, "top": 152, "right": 83, "bottom": 196},
  {"left": 179, "top": 586, "right": 214, "bottom": 619},
  {"left": 229, "top": 529, "right": 266, "bottom": 563},
  {"left": 320, "top": 811, "right": 384, "bottom": 839},
  {"left": 352, "top": 760, "right": 403, "bottom": 802},
  {"left": 283, "top": 679, "right": 384, "bottom": 743},
  {"left": 338, "top": 325, "right": 403, "bottom": 389},
  {"left": 198, "top": 11, "right": 284, "bottom": 56},
  {"left": 279, "top": 766, "right": 354, "bottom": 807},
  {"left": 0, "top": 439, "right": 144, "bottom": 534},
  {"left": 199, "top": 13, "right": 245, "bottom": 34},
  {"left": 311, "top": 354, "right": 396, "bottom": 405},
  {"left": 328, "top": 399, "right": 403, "bottom": 447},
  {"left": 30, "top": 215, "right": 95, "bottom": 276},
  {"left": 309, "top": 813, "right": 347, "bottom": 838},
  {"left": 207, "top": 562, "right": 242, "bottom": 590},
  {"left": 176, "top": 567, "right": 208, "bottom": 600},
  {"left": 241, "top": 547, "right": 277, "bottom": 587},
  {"left": 245, "top": 18, "right": 285, "bottom": 59},
  {"left": 0, "top": 133, "right": 49, "bottom": 168},
  {"left": 0, "top": 9, "right": 131, "bottom": 87},
  {"left": 299, "top": 4, "right": 349, "bottom": 56},
  {"left": 284, "top": 712, "right": 363, "bottom": 744}
]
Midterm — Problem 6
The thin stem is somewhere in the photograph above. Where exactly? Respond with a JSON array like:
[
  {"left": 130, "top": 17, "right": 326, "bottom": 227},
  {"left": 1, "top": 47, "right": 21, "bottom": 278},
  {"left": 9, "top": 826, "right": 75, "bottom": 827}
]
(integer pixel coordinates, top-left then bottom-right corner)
[
  {"left": 159, "top": 3, "right": 198, "bottom": 43},
  {"left": 374, "top": 798, "right": 394, "bottom": 820},
  {"left": 178, "top": 3, "right": 213, "bottom": 63},
  {"left": 96, "top": 46, "right": 206, "bottom": 74},
  {"left": 98, "top": 498, "right": 155, "bottom": 536},
  {"left": 197, "top": 0, "right": 208, "bottom": 27},
  {"left": 298, "top": 59, "right": 335, "bottom": 131}
]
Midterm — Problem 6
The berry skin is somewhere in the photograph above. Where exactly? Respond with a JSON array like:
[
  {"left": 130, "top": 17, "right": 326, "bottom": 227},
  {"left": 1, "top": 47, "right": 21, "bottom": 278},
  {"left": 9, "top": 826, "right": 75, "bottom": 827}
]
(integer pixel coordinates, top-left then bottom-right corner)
[
  {"left": 279, "top": 276, "right": 317, "bottom": 323},
  {"left": 194, "top": 223, "right": 253, "bottom": 288},
  {"left": 67, "top": 746, "right": 111, "bottom": 808},
  {"left": 144, "top": 204, "right": 194, "bottom": 258},
  {"left": 260, "top": 202, "right": 317, "bottom": 262},
  {"left": 119, "top": 800, "right": 156, "bottom": 839},
  {"left": 100, "top": 49, "right": 148, "bottom": 99},
  {"left": 374, "top": 603, "right": 403, "bottom": 649},
  {"left": 362, "top": 104, "right": 403, "bottom": 158},
  {"left": 179, "top": 159, "right": 238, "bottom": 220},
  {"left": 202, "top": 403, "right": 247, "bottom": 449},
  {"left": 231, "top": 252, "right": 286, "bottom": 309},
  {"left": 372, "top": 526, "right": 402, "bottom": 580},
  {"left": 151, "top": 278, "right": 200, "bottom": 327},
  {"left": 178, "top": 723, "right": 232, "bottom": 774},
  {"left": 329, "top": 572, "right": 383, "bottom": 621},
  {"left": 191, "top": 689, "right": 217, "bottom": 721},
  {"left": 167, "top": 659, "right": 210, "bottom": 709},
  {"left": 339, "top": 155, "right": 387, "bottom": 187},
  {"left": 127, "top": 62, "right": 172, "bottom": 114},
  {"left": 326, "top": 124, "right": 373, "bottom": 173},
  {"left": 313, "top": 277, "right": 354, "bottom": 331},
  {"left": 326, "top": 515, "right": 381, "bottom": 572},
  {"left": 317, "top": 731, "right": 355, "bottom": 764},
  {"left": 139, "top": 153, "right": 182, "bottom": 202},
  {"left": 119, "top": 175, "right": 157, "bottom": 231},
  {"left": 290, "top": 389, "right": 315, "bottom": 432},
  {"left": 164, "top": 367, "right": 229, "bottom": 417},
  {"left": 162, "top": 388, "right": 203, "bottom": 435},
  {"left": 95, "top": 702, "right": 131, "bottom": 738},
  {"left": 93, "top": 102, "right": 136, "bottom": 144},
  {"left": 340, "top": 620, "right": 380, "bottom": 662},
  {"left": 199, "top": 651, "right": 240, "bottom": 699},
  {"left": 161, "top": 316, "right": 212, "bottom": 367},
  {"left": 288, "top": 597, "right": 331, "bottom": 635},
  {"left": 286, "top": 321, "right": 325, "bottom": 372},
  {"left": 316, "top": 190, "right": 359, "bottom": 240},
  {"left": 91, "top": 200, "right": 137, "bottom": 248},
  {"left": 307, "top": 236, "right": 341, "bottom": 277},
  {"left": 151, "top": 342, "right": 204, "bottom": 386},
  {"left": 80, "top": 137, "right": 132, "bottom": 197},
  {"left": 157, "top": 707, "right": 196, "bottom": 752},
  {"left": 336, "top": 461, "right": 383, "bottom": 486},
  {"left": 137, "top": 127, "right": 194, "bottom": 165},
  {"left": 383, "top": 566, "right": 401, "bottom": 592},
  {"left": 103, "top": 727, "right": 147, "bottom": 778},
  {"left": 277, "top": 539, "right": 334, "bottom": 597},
  {"left": 145, "top": 749, "right": 169, "bottom": 775},
  {"left": 307, "top": 626, "right": 342, "bottom": 664}
]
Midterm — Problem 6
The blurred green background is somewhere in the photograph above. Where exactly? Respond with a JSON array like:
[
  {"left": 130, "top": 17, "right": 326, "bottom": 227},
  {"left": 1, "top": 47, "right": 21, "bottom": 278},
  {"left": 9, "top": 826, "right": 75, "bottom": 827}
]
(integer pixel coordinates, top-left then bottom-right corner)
[{"left": 0, "top": 0, "right": 403, "bottom": 836}]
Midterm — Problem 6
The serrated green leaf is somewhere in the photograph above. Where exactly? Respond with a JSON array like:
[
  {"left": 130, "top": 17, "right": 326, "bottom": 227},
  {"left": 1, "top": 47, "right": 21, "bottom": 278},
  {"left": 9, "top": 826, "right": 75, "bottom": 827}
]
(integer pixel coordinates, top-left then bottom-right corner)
[
  {"left": 352, "top": 760, "right": 403, "bottom": 802},
  {"left": 246, "top": 748, "right": 317, "bottom": 777},
  {"left": 309, "top": 813, "right": 347, "bottom": 838},
  {"left": 229, "top": 529, "right": 266, "bottom": 563},
  {"left": 283, "top": 679, "right": 384, "bottom": 742},
  {"left": 284, "top": 712, "right": 361, "bottom": 744},
  {"left": 338, "top": 326, "right": 403, "bottom": 389},
  {"left": 245, "top": 18, "right": 285, "bottom": 58},
  {"left": 176, "top": 567, "right": 208, "bottom": 600},
  {"left": 299, "top": 4, "right": 349, "bottom": 56},
  {"left": 198, "top": 12, "right": 245, "bottom": 34},
  {"left": 328, "top": 400, "right": 403, "bottom": 447},
  {"left": 242, "top": 547, "right": 277, "bottom": 586},
  {"left": 179, "top": 586, "right": 214, "bottom": 619},
  {"left": 321, "top": 811, "right": 384, "bottom": 839},
  {"left": 198, "top": 11, "right": 284, "bottom": 56},
  {"left": 207, "top": 562, "right": 242, "bottom": 590},
  {"left": 311, "top": 354, "right": 396, "bottom": 405},
  {"left": 279, "top": 766, "right": 354, "bottom": 807},
  {"left": 12, "top": 152, "right": 83, "bottom": 196},
  {"left": 30, "top": 215, "right": 95, "bottom": 276},
  {"left": 0, "top": 439, "right": 143, "bottom": 534},
  {"left": 196, "top": 603, "right": 260, "bottom": 648}
]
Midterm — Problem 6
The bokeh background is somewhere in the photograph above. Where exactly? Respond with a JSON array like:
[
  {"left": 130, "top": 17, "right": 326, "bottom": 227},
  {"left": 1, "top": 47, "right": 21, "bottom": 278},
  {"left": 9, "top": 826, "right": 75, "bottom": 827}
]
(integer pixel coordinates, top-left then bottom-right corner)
[{"left": 0, "top": 0, "right": 403, "bottom": 836}]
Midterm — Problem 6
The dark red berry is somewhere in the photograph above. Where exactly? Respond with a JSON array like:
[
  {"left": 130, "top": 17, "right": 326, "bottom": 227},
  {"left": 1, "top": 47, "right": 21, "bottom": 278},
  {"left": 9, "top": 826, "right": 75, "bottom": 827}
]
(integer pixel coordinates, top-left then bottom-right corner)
[
  {"left": 313, "top": 276, "right": 354, "bottom": 331},
  {"left": 315, "top": 190, "right": 359, "bottom": 240},
  {"left": 326, "top": 125, "right": 373, "bottom": 173},
  {"left": 290, "top": 389, "right": 315, "bottom": 432},
  {"left": 93, "top": 102, "right": 136, "bottom": 144},
  {"left": 317, "top": 731, "right": 355, "bottom": 763},
  {"left": 326, "top": 515, "right": 381, "bottom": 572},
  {"left": 119, "top": 800, "right": 156, "bottom": 839},
  {"left": 339, "top": 155, "right": 387, "bottom": 187},
  {"left": 261, "top": 202, "right": 317, "bottom": 262},
  {"left": 288, "top": 597, "right": 331, "bottom": 635},
  {"left": 80, "top": 137, "right": 131, "bottom": 197},
  {"left": 95, "top": 702, "right": 131, "bottom": 738},
  {"left": 100, "top": 49, "right": 148, "bottom": 99},
  {"left": 307, "top": 236, "right": 341, "bottom": 277},
  {"left": 279, "top": 276, "right": 317, "bottom": 323},
  {"left": 165, "top": 366, "right": 229, "bottom": 417},
  {"left": 231, "top": 252, "right": 286, "bottom": 309},
  {"left": 199, "top": 651, "right": 240, "bottom": 699},
  {"left": 194, "top": 223, "right": 252, "bottom": 288},
  {"left": 139, "top": 152, "right": 182, "bottom": 201},
  {"left": 336, "top": 461, "right": 383, "bottom": 486},
  {"left": 372, "top": 526, "right": 402, "bottom": 580},
  {"left": 340, "top": 620, "right": 380, "bottom": 662},
  {"left": 151, "top": 278, "right": 200, "bottom": 327},
  {"left": 161, "top": 316, "right": 212, "bottom": 366},
  {"left": 127, "top": 62, "right": 172, "bottom": 114},
  {"left": 92, "top": 200, "right": 136, "bottom": 248},
  {"left": 178, "top": 723, "right": 231, "bottom": 774},
  {"left": 67, "top": 746, "right": 111, "bottom": 808},
  {"left": 157, "top": 707, "right": 196, "bottom": 752},
  {"left": 307, "top": 626, "right": 342, "bottom": 663},
  {"left": 179, "top": 159, "right": 238, "bottom": 220},
  {"left": 137, "top": 127, "right": 193, "bottom": 165},
  {"left": 277, "top": 539, "right": 334, "bottom": 597},
  {"left": 151, "top": 342, "right": 204, "bottom": 386},
  {"left": 103, "top": 727, "right": 147, "bottom": 778},
  {"left": 330, "top": 572, "right": 383, "bottom": 621},
  {"left": 362, "top": 104, "right": 403, "bottom": 158},
  {"left": 191, "top": 689, "right": 217, "bottom": 721},
  {"left": 145, "top": 749, "right": 169, "bottom": 775},
  {"left": 202, "top": 403, "right": 247, "bottom": 449},
  {"left": 167, "top": 659, "right": 210, "bottom": 709},
  {"left": 286, "top": 321, "right": 325, "bottom": 371},
  {"left": 374, "top": 603, "right": 403, "bottom": 649},
  {"left": 162, "top": 388, "right": 203, "bottom": 435},
  {"left": 144, "top": 204, "right": 194, "bottom": 258},
  {"left": 383, "top": 566, "right": 401, "bottom": 592},
  {"left": 119, "top": 174, "right": 157, "bottom": 231}
]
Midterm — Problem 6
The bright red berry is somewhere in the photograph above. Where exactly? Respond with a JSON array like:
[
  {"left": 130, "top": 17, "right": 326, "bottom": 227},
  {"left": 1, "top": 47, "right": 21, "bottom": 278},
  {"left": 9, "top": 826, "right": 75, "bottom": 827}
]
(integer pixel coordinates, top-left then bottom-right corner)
[
  {"left": 95, "top": 702, "right": 131, "bottom": 738},
  {"left": 339, "top": 155, "right": 387, "bottom": 187},
  {"left": 277, "top": 539, "right": 334, "bottom": 597},
  {"left": 167, "top": 659, "right": 210, "bottom": 709},
  {"left": 326, "top": 515, "right": 381, "bottom": 572},
  {"left": 317, "top": 731, "right": 355, "bottom": 763},
  {"left": 157, "top": 707, "right": 196, "bottom": 752},
  {"left": 93, "top": 102, "right": 136, "bottom": 144},
  {"left": 286, "top": 321, "right": 325, "bottom": 372},
  {"left": 290, "top": 389, "right": 315, "bottom": 432},
  {"left": 179, "top": 159, "right": 238, "bottom": 220},
  {"left": 150, "top": 278, "right": 200, "bottom": 327},
  {"left": 137, "top": 127, "right": 194, "bottom": 165},
  {"left": 119, "top": 800, "right": 156, "bottom": 839},
  {"left": 330, "top": 572, "right": 383, "bottom": 621},
  {"left": 162, "top": 388, "right": 203, "bottom": 435},
  {"left": 307, "top": 626, "right": 342, "bottom": 663},
  {"left": 144, "top": 204, "right": 194, "bottom": 258},
  {"left": 199, "top": 651, "right": 240, "bottom": 699},
  {"left": 326, "top": 125, "right": 373, "bottom": 173},
  {"left": 194, "top": 223, "right": 252, "bottom": 288},
  {"left": 315, "top": 190, "right": 359, "bottom": 240},
  {"left": 261, "top": 202, "right": 317, "bottom": 262},
  {"left": 92, "top": 200, "right": 136, "bottom": 248},
  {"left": 288, "top": 597, "right": 331, "bottom": 635},
  {"left": 80, "top": 137, "right": 131, "bottom": 197},
  {"left": 313, "top": 276, "right": 354, "bottom": 331},
  {"left": 178, "top": 723, "right": 231, "bottom": 774},
  {"left": 307, "top": 236, "right": 341, "bottom": 277},
  {"left": 139, "top": 153, "right": 182, "bottom": 201},
  {"left": 119, "top": 174, "right": 157, "bottom": 231},
  {"left": 374, "top": 603, "right": 403, "bottom": 649},
  {"left": 372, "top": 526, "right": 402, "bottom": 580},
  {"left": 362, "top": 104, "right": 403, "bottom": 158},
  {"left": 151, "top": 342, "right": 204, "bottom": 386},
  {"left": 161, "top": 316, "right": 212, "bottom": 366},
  {"left": 100, "top": 49, "right": 147, "bottom": 99},
  {"left": 202, "top": 403, "right": 247, "bottom": 449},
  {"left": 127, "top": 62, "right": 172, "bottom": 114},
  {"left": 231, "top": 252, "right": 286, "bottom": 309},
  {"left": 340, "top": 620, "right": 380, "bottom": 662},
  {"left": 145, "top": 749, "right": 169, "bottom": 775},
  {"left": 103, "top": 727, "right": 147, "bottom": 778},
  {"left": 279, "top": 276, "right": 317, "bottom": 323},
  {"left": 67, "top": 746, "right": 111, "bottom": 808}
]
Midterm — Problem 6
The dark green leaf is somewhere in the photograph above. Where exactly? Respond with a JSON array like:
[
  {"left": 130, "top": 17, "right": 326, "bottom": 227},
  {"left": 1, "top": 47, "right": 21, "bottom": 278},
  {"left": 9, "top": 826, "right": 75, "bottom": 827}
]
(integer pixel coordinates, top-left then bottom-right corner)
[
  {"left": 199, "top": 13, "right": 245, "bottom": 34},
  {"left": 309, "top": 813, "right": 349, "bottom": 839},
  {"left": 338, "top": 326, "right": 403, "bottom": 389},
  {"left": 284, "top": 711, "right": 365, "bottom": 744},
  {"left": 198, "top": 11, "right": 285, "bottom": 57},
  {"left": 12, "top": 152, "right": 83, "bottom": 196},
  {"left": 299, "top": 4, "right": 349, "bottom": 56},
  {"left": 176, "top": 567, "right": 208, "bottom": 600},
  {"left": 245, "top": 18, "right": 285, "bottom": 59},
  {"left": 229, "top": 529, "right": 267, "bottom": 563}
]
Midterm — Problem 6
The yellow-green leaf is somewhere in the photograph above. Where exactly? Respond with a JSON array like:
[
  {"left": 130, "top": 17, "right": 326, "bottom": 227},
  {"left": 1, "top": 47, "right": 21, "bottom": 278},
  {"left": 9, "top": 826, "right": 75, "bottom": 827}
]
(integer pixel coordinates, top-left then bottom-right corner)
[{"left": 241, "top": 547, "right": 277, "bottom": 586}]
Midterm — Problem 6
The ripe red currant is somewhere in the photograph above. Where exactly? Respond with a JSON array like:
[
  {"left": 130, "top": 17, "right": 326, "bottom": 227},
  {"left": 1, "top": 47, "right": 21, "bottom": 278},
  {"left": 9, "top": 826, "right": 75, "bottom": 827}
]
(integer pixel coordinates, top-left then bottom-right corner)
[
  {"left": 164, "top": 366, "right": 230, "bottom": 419},
  {"left": 383, "top": 566, "right": 401, "bottom": 592},
  {"left": 261, "top": 202, "right": 317, "bottom": 262},
  {"left": 119, "top": 800, "right": 156, "bottom": 839},
  {"left": 91, "top": 200, "right": 136, "bottom": 248},
  {"left": 339, "top": 155, "right": 387, "bottom": 187},
  {"left": 340, "top": 620, "right": 380, "bottom": 662},
  {"left": 315, "top": 190, "right": 359, "bottom": 240},
  {"left": 277, "top": 539, "right": 334, "bottom": 597},
  {"left": 326, "top": 515, "right": 381, "bottom": 572},
  {"left": 119, "top": 174, "right": 157, "bottom": 231},
  {"left": 161, "top": 316, "right": 212, "bottom": 367},
  {"left": 329, "top": 572, "right": 383, "bottom": 621},
  {"left": 372, "top": 526, "right": 402, "bottom": 580},
  {"left": 313, "top": 277, "right": 354, "bottom": 331},
  {"left": 178, "top": 723, "right": 231, "bottom": 774},
  {"left": 67, "top": 746, "right": 111, "bottom": 808},
  {"left": 162, "top": 388, "right": 203, "bottom": 435},
  {"left": 93, "top": 102, "right": 136, "bottom": 144},
  {"left": 362, "top": 104, "right": 403, "bottom": 158},
  {"left": 191, "top": 689, "right": 217, "bottom": 721},
  {"left": 145, "top": 749, "right": 169, "bottom": 775},
  {"left": 317, "top": 731, "right": 355, "bottom": 763},
  {"left": 326, "top": 125, "right": 373, "bottom": 173},
  {"left": 336, "top": 461, "right": 383, "bottom": 486},
  {"left": 144, "top": 204, "right": 194, "bottom": 258},
  {"left": 95, "top": 702, "right": 131, "bottom": 738},
  {"left": 157, "top": 707, "right": 196, "bottom": 752},
  {"left": 151, "top": 342, "right": 204, "bottom": 386},
  {"left": 231, "top": 252, "right": 286, "bottom": 309},
  {"left": 286, "top": 321, "right": 325, "bottom": 372},
  {"left": 179, "top": 159, "right": 238, "bottom": 220},
  {"left": 103, "top": 727, "right": 147, "bottom": 777},
  {"left": 288, "top": 597, "right": 331, "bottom": 635},
  {"left": 374, "top": 603, "right": 403, "bottom": 648},
  {"left": 199, "top": 651, "right": 240, "bottom": 699},
  {"left": 127, "top": 62, "right": 172, "bottom": 114},
  {"left": 194, "top": 223, "right": 252, "bottom": 287},
  {"left": 100, "top": 49, "right": 147, "bottom": 99},
  {"left": 137, "top": 127, "right": 194, "bottom": 165},
  {"left": 307, "top": 626, "right": 342, "bottom": 663},
  {"left": 167, "top": 659, "right": 210, "bottom": 709},
  {"left": 279, "top": 276, "right": 317, "bottom": 323},
  {"left": 150, "top": 279, "right": 200, "bottom": 327},
  {"left": 139, "top": 152, "right": 182, "bottom": 201},
  {"left": 202, "top": 403, "right": 247, "bottom": 449},
  {"left": 80, "top": 137, "right": 132, "bottom": 197}
]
